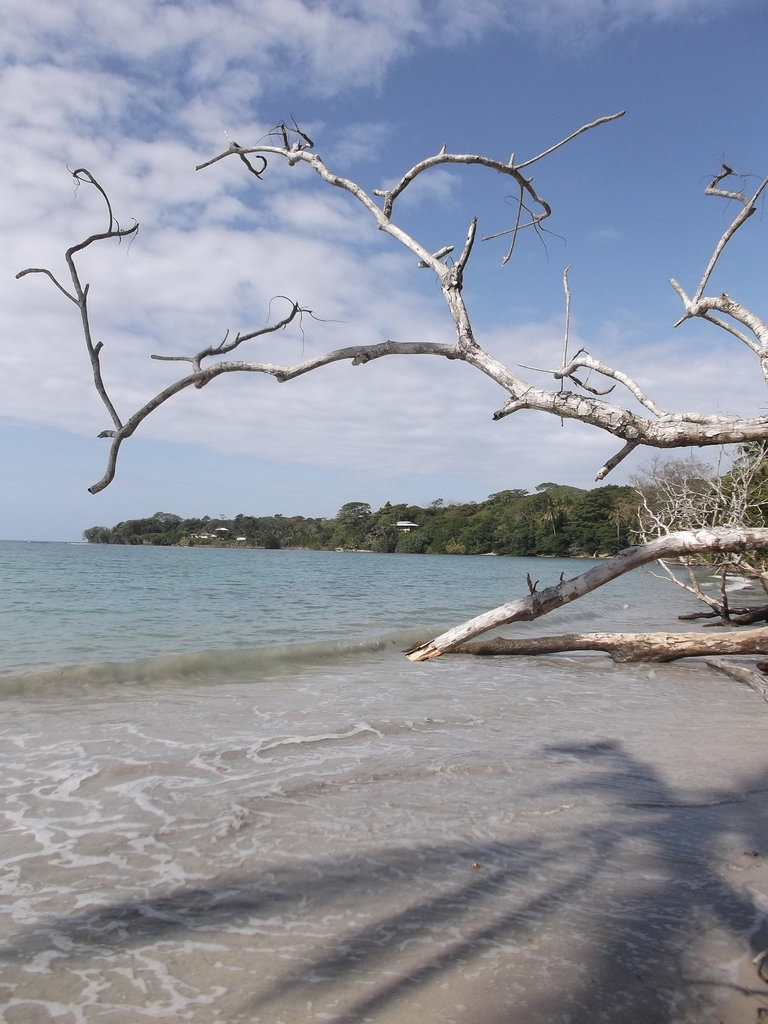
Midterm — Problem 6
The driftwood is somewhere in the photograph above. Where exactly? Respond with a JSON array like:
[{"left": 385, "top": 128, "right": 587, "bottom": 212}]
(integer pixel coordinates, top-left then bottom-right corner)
[
  {"left": 454, "top": 627, "right": 768, "bottom": 663},
  {"left": 728, "top": 606, "right": 768, "bottom": 625},
  {"left": 406, "top": 527, "right": 768, "bottom": 661},
  {"left": 679, "top": 605, "right": 768, "bottom": 626},
  {"left": 706, "top": 657, "right": 768, "bottom": 701}
]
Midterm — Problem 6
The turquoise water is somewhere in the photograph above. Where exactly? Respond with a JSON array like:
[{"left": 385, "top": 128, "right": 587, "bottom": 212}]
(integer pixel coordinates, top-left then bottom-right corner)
[
  {"left": 0, "top": 540, "right": 688, "bottom": 679},
  {"left": 1, "top": 542, "right": 767, "bottom": 1022}
]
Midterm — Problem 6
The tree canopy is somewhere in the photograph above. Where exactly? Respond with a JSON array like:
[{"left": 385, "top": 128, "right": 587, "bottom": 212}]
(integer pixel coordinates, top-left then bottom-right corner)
[{"left": 83, "top": 483, "right": 637, "bottom": 556}]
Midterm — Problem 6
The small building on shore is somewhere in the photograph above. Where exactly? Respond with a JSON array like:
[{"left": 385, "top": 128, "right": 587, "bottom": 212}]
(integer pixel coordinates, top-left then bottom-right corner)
[{"left": 396, "top": 521, "right": 419, "bottom": 533}]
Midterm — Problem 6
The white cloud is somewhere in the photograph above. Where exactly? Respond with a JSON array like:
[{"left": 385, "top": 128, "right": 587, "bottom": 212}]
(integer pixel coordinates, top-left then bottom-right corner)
[
  {"left": 324, "top": 121, "right": 393, "bottom": 167},
  {"left": 5, "top": 0, "right": 750, "bottom": 118},
  {"left": 504, "top": 0, "right": 757, "bottom": 38},
  {"left": 2, "top": 0, "right": 766, "bottom": 537},
  {"left": 587, "top": 226, "right": 623, "bottom": 245}
]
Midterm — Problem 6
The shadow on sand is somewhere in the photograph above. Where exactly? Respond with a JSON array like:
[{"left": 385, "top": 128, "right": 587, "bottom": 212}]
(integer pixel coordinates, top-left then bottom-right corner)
[{"left": 3, "top": 741, "right": 768, "bottom": 1023}]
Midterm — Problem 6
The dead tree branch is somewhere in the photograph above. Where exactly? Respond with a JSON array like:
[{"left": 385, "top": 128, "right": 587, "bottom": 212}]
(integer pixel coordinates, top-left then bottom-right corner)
[
  {"left": 706, "top": 657, "right": 768, "bottom": 701},
  {"left": 632, "top": 446, "right": 768, "bottom": 622},
  {"left": 17, "top": 118, "right": 768, "bottom": 671},
  {"left": 455, "top": 626, "right": 768, "bottom": 664},
  {"left": 16, "top": 169, "right": 138, "bottom": 440},
  {"left": 18, "top": 118, "right": 768, "bottom": 497},
  {"left": 405, "top": 527, "right": 768, "bottom": 660},
  {"left": 670, "top": 167, "right": 768, "bottom": 380}
]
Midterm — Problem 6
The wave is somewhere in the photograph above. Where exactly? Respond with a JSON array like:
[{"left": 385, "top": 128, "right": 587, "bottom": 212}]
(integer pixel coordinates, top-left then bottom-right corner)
[{"left": 0, "top": 627, "right": 434, "bottom": 700}]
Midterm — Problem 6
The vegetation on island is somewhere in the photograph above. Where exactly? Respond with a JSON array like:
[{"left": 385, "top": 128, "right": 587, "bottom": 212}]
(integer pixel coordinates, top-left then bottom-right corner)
[{"left": 83, "top": 482, "right": 639, "bottom": 557}]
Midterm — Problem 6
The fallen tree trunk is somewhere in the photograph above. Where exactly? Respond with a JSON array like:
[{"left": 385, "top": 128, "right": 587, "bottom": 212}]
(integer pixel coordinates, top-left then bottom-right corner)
[
  {"left": 453, "top": 627, "right": 768, "bottom": 662},
  {"left": 405, "top": 527, "right": 768, "bottom": 661}
]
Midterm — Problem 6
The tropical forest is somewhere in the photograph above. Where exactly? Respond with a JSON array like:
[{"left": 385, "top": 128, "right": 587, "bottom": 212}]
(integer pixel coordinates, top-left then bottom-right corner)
[{"left": 83, "top": 482, "right": 640, "bottom": 556}]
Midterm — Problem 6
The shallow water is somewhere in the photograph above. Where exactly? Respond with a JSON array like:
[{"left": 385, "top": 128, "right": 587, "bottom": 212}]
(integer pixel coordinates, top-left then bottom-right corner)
[{"left": 1, "top": 543, "right": 767, "bottom": 1022}]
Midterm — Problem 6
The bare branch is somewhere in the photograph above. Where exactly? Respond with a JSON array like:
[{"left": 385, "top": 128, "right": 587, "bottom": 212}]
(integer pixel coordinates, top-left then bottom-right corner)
[
  {"left": 487, "top": 351, "right": 768, "bottom": 449},
  {"left": 553, "top": 352, "right": 668, "bottom": 417},
  {"left": 498, "top": 182, "right": 525, "bottom": 266},
  {"left": 596, "top": 441, "right": 640, "bottom": 481},
  {"left": 456, "top": 218, "right": 477, "bottom": 274},
  {"left": 515, "top": 111, "right": 626, "bottom": 170},
  {"left": 18, "top": 116, "right": 768, "bottom": 502},
  {"left": 86, "top": 338, "right": 459, "bottom": 492},
  {"left": 669, "top": 168, "right": 768, "bottom": 379},
  {"left": 406, "top": 527, "right": 768, "bottom": 660},
  {"left": 560, "top": 264, "right": 572, "bottom": 387},
  {"left": 418, "top": 245, "right": 454, "bottom": 268},
  {"left": 150, "top": 298, "right": 307, "bottom": 372},
  {"left": 456, "top": 627, "right": 768, "bottom": 664},
  {"left": 371, "top": 149, "right": 550, "bottom": 226},
  {"left": 17, "top": 170, "right": 139, "bottom": 437},
  {"left": 71, "top": 168, "right": 117, "bottom": 232},
  {"left": 15, "top": 267, "right": 77, "bottom": 304},
  {"left": 630, "top": 444, "right": 768, "bottom": 620},
  {"left": 698, "top": 311, "right": 763, "bottom": 355}
]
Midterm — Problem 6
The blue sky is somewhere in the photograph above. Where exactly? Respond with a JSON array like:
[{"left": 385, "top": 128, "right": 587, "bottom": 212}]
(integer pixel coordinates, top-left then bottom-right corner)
[{"left": 2, "top": 0, "right": 767, "bottom": 540}]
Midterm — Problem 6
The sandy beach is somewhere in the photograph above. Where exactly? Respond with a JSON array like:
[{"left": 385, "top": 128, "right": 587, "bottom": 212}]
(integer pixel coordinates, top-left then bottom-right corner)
[{"left": 1, "top": 544, "right": 767, "bottom": 1022}]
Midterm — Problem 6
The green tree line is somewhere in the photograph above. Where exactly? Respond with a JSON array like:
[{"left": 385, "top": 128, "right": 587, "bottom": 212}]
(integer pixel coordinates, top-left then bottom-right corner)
[{"left": 83, "top": 482, "right": 640, "bottom": 557}]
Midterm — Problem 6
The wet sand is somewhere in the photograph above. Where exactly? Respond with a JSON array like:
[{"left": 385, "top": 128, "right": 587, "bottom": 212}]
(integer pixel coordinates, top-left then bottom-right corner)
[{"left": 2, "top": 657, "right": 768, "bottom": 1023}]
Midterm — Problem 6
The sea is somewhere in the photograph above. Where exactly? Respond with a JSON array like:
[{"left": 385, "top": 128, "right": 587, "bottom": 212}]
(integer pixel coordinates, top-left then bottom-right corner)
[{"left": 1, "top": 540, "right": 767, "bottom": 1024}]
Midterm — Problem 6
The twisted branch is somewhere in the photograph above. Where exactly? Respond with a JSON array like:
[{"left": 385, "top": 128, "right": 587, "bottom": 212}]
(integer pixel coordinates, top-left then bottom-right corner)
[{"left": 16, "top": 118, "right": 768, "bottom": 500}]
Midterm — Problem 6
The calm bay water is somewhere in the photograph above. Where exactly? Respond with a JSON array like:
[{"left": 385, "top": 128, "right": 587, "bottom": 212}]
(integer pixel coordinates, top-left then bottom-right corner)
[
  {"left": 1, "top": 541, "right": 767, "bottom": 1023},
  {"left": 0, "top": 540, "right": 668, "bottom": 678}
]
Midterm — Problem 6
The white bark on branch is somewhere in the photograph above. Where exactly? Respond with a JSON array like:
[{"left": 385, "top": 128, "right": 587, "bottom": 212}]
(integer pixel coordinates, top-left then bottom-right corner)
[
  {"left": 695, "top": 172, "right": 768, "bottom": 303},
  {"left": 16, "top": 168, "right": 139, "bottom": 441},
  {"left": 671, "top": 170, "right": 768, "bottom": 382},
  {"left": 405, "top": 527, "right": 768, "bottom": 660},
  {"left": 16, "top": 123, "right": 768, "bottom": 498},
  {"left": 454, "top": 627, "right": 768, "bottom": 664},
  {"left": 18, "top": 123, "right": 768, "bottom": 676},
  {"left": 706, "top": 657, "right": 768, "bottom": 702}
]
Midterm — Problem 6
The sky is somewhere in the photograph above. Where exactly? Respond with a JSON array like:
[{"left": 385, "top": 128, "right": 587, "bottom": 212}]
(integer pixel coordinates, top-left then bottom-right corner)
[{"left": 2, "top": 0, "right": 768, "bottom": 540}]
